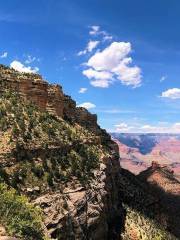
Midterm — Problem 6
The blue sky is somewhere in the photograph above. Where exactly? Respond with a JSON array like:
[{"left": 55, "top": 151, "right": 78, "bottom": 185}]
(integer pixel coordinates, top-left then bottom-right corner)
[{"left": 0, "top": 0, "right": 180, "bottom": 133}]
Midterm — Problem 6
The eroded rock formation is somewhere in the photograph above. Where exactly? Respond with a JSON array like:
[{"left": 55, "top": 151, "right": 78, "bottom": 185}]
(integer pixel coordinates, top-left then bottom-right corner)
[{"left": 0, "top": 65, "right": 98, "bottom": 132}]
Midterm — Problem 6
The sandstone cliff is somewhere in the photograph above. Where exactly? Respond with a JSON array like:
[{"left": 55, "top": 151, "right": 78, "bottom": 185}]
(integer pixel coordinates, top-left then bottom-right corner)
[
  {"left": 0, "top": 64, "right": 98, "bottom": 133},
  {"left": 0, "top": 64, "right": 122, "bottom": 239}
]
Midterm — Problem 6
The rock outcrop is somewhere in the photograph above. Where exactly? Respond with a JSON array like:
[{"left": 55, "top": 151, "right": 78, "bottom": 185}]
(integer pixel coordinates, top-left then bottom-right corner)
[
  {"left": 138, "top": 162, "right": 180, "bottom": 237},
  {"left": 0, "top": 65, "right": 99, "bottom": 133},
  {"left": 0, "top": 64, "right": 123, "bottom": 239},
  {"left": 33, "top": 149, "right": 123, "bottom": 239}
]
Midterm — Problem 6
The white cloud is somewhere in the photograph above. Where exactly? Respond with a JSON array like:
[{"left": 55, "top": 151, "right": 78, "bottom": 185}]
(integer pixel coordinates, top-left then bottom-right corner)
[
  {"left": 160, "top": 75, "right": 167, "bottom": 82},
  {"left": 115, "top": 123, "right": 134, "bottom": 132},
  {"left": 173, "top": 123, "right": 180, "bottom": 132},
  {"left": 87, "top": 40, "right": 99, "bottom": 52},
  {"left": 78, "top": 40, "right": 99, "bottom": 56},
  {"left": 87, "top": 42, "right": 131, "bottom": 70},
  {"left": 90, "top": 79, "right": 110, "bottom": 88},
  {"left": 161, "top": 88, "right": 180, "bottom": 99},
  {"left": 79, "top": 87, "right": 87, "bottom": 93},
  {"left": 103, "top": 35, "right": 113, "bottom": 41},
  {"left": 89, "top": 25, "right": 113, "bottom": 41},
  {"left": 113, "top": 58, "right": 141, "bottom": 87},
  {"left": 89, "top": 25, "right": 100, "bottom": 35},
  {"left": 140, "top": 123, "right": 180, "bottom": 133},
  {"left": 25, "top": 55, "right": 37, "bottom": 64},
  {"left": 0, "top": 52, "right": 8, "bottom": 58},
  {"left": 100, "top": 30, "right": 113, "bottom": 42},
  {"left": 83, "top": 68, "right": 113, "bottom": 80},
  {"left": 84, "top": 42, "right": 142, "bottom": 88},
  {"left": 10, "top": 60, "right": 39, "bottom": 73},
  {"left": 77, "top": 102, "right": 96, "bottom": 109},
  {"left": 83, "top": 68, "right": 113, "bottom": 88},
  {"left": 77, "top": 50, "right": 86, "bottom": 56},
  {"left": 114, "top": 122, "right": 180, "bottom": 133}
]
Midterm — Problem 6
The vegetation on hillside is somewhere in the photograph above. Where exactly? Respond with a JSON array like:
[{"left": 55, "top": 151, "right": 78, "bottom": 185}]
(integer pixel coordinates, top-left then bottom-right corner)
[
  {"left": 0, "top": 90, "right": 110, "bottom": 238},
  {"left": 0, "top": 89, "right": 177, "bottom": 240},
  {"left": 119, "top": 169, "right": 177, "bottom": 240},
  {"left": 122, "top": 204, "right": 176, "bottom": 240},
  {"left": 0, "top": 91, "right": 108, "bottom": 190},
  {"left": 0, "top": 182, "right": 45, "bottom": 239}
]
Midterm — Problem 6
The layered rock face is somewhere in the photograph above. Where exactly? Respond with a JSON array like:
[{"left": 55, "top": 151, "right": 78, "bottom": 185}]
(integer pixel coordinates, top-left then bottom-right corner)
[
  {"left": 34, "top": 144, "right": 123, "bottom": 240},
  {"left": 0, "top": 64, "right": 123, "bottom": 239},
  {"left": 0, "top": 65, "right": 99, "bottom": 133},
  {"left": 47, "top": 85, "right": 64, "bottom": 117},
  {"left": 0, "top": 65, "right": 48, "bottom": 110}
]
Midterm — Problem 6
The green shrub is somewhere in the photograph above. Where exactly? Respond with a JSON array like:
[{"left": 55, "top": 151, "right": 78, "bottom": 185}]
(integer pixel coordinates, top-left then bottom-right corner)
[
  {"left": 0, "top": 167, "right": 9, "bottom": 184},
  {"left": 32, "top": 165, "right": 44, "bottom": 178},
  {"left": 46, "top": 172, "right": 54, "bottom": 186},
  {"left": 0, "top": 183, "right": 45, "bottom": 239}
]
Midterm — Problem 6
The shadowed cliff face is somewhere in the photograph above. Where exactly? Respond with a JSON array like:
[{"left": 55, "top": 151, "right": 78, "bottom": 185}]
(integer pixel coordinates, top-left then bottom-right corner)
[
  {"left": 118, "top": 166, "right": 179, "bottom": 239},
  {"left": 138, "top": 163, "right": 180, "bottom": 237}
]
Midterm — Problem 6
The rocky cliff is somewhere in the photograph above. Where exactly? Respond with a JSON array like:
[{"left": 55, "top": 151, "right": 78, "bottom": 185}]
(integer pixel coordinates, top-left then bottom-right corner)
[
  {"left": 0, "top": 64, "right": 178, "bottom": 240},
  {"left": 0, "top": 64, "right": 98, "bottom": 132},
  {"left": 0, "top": 64, "right": 123, "bottom": 239}
]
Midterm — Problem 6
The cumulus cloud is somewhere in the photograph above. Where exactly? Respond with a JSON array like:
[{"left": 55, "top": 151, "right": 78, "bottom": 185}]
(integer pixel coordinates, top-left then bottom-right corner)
[
  {"left": 10, "top": 60, "right": 39, "bottom": 73},
  {"left": 90, "top": 79, "right": 110, "bottom": 88},
  {"left": 114, "top": 122, "right": 180, "bottom": 133},
  {"left": 84, "top": 42, "right": 142, "bottom": 88},
  {"left": 0, "top": 52, "right": 8, "bottom": 58},
  {"left": 79, "top": 87, "right": 87, "bottom": 93},
  {"left": 161, "top": 88, "right": 180, "bottom": 99},
  {"left": 77, "top": 102, "right": 96, "bottom": 109},
  {"left": 83, "top": 68, "right": 113, "bottom": 88},
  {"left": 78, "top": 40, "right": 99, "bottom": 56},
  {"left": 113, "top": 58, "right": 141, "bottom": 86},
  {"left": 87, "top": 42, "right": 131, "bottom": 70}
]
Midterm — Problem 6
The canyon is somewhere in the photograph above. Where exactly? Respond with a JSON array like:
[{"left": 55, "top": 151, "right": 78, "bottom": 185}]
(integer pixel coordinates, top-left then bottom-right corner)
[
  {"left": 0, "top": 64, "right": 179, "bottom": 240},
  {"left": 111, "top": 133, "right": 180, "bottom": 180}
]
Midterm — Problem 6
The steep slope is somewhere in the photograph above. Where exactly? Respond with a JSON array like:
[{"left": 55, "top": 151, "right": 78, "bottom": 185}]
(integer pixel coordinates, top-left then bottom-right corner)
[
  {"left": 138, "top": 162, "right": 180, "bottom": 237},
  {"left": 118, "top": 168, "right": 178, "bottom": 240},
  {"left": 0, "top": 65, "right": 122, "bottom": 239}
]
